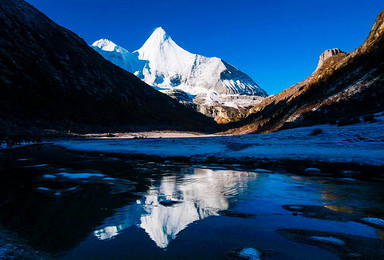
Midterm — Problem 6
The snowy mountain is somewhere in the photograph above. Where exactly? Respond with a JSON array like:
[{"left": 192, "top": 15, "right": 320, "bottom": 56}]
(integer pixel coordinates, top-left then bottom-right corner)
[{"left": 92, "top": 28, "right": 268, "bottom": 122}]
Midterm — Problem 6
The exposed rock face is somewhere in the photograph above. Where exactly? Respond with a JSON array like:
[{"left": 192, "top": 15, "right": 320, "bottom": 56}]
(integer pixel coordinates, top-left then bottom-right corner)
[
  {"left": 196, "top": 105, "right": 249, "bottom": 124},
  {"left": 225, "top": 9, "right": 384, "bottom": 134},
  {"left": 316, "top": 48, "right": 346, "bottom": 70},
  {"left": 0, "top": 0, "right": 216, "bottom": 133}
]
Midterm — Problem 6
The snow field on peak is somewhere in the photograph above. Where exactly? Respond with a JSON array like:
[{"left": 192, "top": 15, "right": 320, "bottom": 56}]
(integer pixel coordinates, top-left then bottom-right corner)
[{"left": 91, "top": 27, "right": 267, "bottom": 108}]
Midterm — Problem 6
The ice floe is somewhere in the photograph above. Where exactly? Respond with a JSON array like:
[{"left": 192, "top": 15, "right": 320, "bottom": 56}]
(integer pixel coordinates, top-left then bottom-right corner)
[
  {"left": 57, "top": 172, "right": 106, "bottom": 179},
  {"left": 238, "top": 248, "right": 261, "bottom": 260},
  {"left": 361, "top": 217, "right": 384, "bottom": 228},
  {"left": 309, "top": 236, "right": 345, "bottom": 246}
]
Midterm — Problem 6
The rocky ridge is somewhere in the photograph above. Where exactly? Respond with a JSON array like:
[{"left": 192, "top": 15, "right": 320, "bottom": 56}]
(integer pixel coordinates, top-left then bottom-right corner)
[
  {"left": 224, "top": 9, "right": 384, "bottom": 134},
  {"left": 316, "top": 48, "right": 346, "bottom": 70}
]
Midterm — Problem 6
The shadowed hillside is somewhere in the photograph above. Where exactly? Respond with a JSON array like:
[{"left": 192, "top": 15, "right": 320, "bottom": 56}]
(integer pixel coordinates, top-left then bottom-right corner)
[{"left": 0, "top": 0, "right": 216, "bottom": 134}]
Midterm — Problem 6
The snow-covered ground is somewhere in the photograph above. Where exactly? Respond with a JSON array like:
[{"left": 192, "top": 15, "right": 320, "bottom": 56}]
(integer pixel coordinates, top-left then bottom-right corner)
[
  {"left": 53, "top": 117, "right": 384, "bottom": 166},
  {"left": 84, "top": 132, "right": 217, "bottom": 139}
]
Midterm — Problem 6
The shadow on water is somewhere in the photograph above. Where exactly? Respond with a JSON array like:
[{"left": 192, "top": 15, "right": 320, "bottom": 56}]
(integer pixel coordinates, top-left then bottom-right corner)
[
  {"left": 1, "top": 145, "right": 384, "bottom": 259},
  {"left": 0, "top": 165, "right": 139, "bottom": 256}
]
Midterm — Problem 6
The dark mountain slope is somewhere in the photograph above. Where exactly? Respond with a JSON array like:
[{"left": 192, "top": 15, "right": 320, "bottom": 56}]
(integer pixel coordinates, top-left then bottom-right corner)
[
  {"left": 0, "top": 0, "right": 215, "bottom": 133},
  {"left": 225, "top": 9, "right": 384, "bottom": 134}
]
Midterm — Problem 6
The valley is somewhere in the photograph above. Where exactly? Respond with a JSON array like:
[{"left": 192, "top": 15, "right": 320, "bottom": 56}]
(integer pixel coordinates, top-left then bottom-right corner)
[{"left": 0, "top": 0, "right": 383, "bottom": 259}]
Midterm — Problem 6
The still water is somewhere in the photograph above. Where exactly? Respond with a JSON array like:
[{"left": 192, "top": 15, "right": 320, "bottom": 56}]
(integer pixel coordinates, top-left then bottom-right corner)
[{"left": 1, "top": 146, "right": 383, "bottom": 259}]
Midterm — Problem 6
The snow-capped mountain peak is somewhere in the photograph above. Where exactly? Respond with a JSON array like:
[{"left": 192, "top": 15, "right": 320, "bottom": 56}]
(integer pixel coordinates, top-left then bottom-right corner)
[
  {"left": 145, "top": 27, "right": 170, "bottom": 44},
  {"left": 92, "top": 39, "right": 118, "bottom": 52},
  {"left": 135, "top": 27, "right": 194, "bottom": 69},
  {"left": 91, "top": 27, "right": 268, "bottom": 121},
  {"left": 91, "top": 39, "right": 146, "bottom": 74}
]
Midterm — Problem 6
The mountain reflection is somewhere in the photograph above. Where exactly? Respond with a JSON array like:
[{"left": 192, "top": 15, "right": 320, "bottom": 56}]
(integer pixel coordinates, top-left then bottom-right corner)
[{"left": 94, "top": 168, "right": 258, "bottom": 248}]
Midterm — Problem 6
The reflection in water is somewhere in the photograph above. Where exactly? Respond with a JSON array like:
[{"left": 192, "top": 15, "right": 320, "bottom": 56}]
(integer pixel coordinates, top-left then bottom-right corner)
[
  {"left": 320, "top": 182, "right": 384, "bottom": 215},
  {"left": 94, "top": 226, "right": 120, "bottom": 240},
  {"left": 94, "top": 168, "right": 258, "bottom": 248},
  {"left": 324, "top": 205, "right": 354, "bottom": 213},
  {"left": 377, "top": 229, "right": 384, "bottom": 240},
  {"left": 93, "top": 203, "right": 141, "bottom": 241},
  {"left": 4, "top": 146, "right": 384, "bottom": 259}
]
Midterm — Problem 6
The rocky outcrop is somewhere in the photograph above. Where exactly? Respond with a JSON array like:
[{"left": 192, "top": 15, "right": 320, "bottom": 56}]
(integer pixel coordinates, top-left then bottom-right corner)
[
  {"left": 196, "top": 105, "right": 249, "bottom": 124},
  {"left": 0, "top": 0, "right": 216, "bottom": 133},
  {"left": 225, "top": 9, "right": 384, "bottom": 135},
  {"left": 316, "top": 48, "right": 346, "bottom": 70},
  {"left": 161, "top": 88, "right": 260, "bottom": 123}
]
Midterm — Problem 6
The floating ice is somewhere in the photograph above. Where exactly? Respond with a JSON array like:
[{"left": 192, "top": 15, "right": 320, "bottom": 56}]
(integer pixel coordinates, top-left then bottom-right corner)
[
  {"left": 57, "top": 172, "right": 105, "bottom": 179},
  {"left": 239, "top": 248, "right": 261, "bottom": 260},
  {"left": 37, "top": 187, "right": 50, "bottom": 191},
  {"left": 361, "top": 217, "right": 384, "bottom": 227},
  {"left": 32, "top": 164, "right": 48, "bottom": 167},
  {"left": 304, "top": 168, "right": 321, "bottom": 174},
  {"left": 309, "top": 236, "right": 345, "bottom": 246},
  {"left": 289, "top": 206, "right": 303, "bottom": 210},
  {"left": 103, "top": 177, "right": 116, "bottom": 181},
  {"left": 43, "top": 174, "right": 56, "bottom": 179},
  {"left": 253, "top": 169, "right": 273, "bottom": 173}
]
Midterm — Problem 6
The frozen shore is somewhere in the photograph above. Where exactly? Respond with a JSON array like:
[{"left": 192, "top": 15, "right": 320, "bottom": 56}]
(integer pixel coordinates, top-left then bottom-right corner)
[{"left": 52, "top": 119, "right": 384, "bottom": 175}]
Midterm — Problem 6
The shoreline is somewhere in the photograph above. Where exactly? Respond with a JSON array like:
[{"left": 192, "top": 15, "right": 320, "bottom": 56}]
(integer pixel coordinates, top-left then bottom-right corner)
[
  {"left": 51, "top": 143, "right": 384, "bottom": 182},
  {"left": 4, "top": 142, "right": 382, "bottom": 182},
  {"left": 2, "top": 119, "right": 384, "bottom": 181},
  {"left": 0, "top": 225, "right": 52, "bottom": 260}
]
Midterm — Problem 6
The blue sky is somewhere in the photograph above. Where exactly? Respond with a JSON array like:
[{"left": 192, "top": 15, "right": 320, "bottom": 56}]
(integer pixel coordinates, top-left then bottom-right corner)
[{"left": 26, "top": 0, "right": 382, "bottom": 94}]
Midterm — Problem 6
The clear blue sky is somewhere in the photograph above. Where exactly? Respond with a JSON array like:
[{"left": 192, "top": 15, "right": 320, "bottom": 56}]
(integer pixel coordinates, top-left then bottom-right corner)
[{"left": 26, "top": 0, "right": 383, "bottom": 95}]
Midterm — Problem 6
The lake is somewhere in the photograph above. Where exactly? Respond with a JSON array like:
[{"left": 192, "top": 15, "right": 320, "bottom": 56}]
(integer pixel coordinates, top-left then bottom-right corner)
[{"left": 1, "top": 145, "right": 383, "bottom": 259}]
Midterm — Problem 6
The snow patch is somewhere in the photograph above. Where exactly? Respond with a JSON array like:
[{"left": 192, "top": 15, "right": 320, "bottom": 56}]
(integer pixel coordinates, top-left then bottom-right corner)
[{"left": 53, "top": 120, "right": 384, "bottom": 167}]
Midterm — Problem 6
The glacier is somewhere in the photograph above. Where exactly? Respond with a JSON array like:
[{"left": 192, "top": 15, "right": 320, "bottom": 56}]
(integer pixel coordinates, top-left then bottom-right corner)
[{"left": 91, "top": 27, "right": 267, "bottom": 121}]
